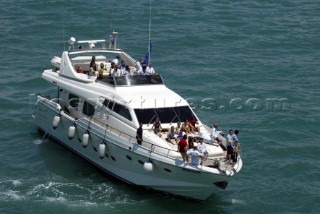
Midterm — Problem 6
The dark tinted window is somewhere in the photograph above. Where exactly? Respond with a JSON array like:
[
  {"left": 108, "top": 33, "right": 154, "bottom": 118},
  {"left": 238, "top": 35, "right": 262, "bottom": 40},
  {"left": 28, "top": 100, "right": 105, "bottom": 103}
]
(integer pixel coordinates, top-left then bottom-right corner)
[
  {"left": 134, "top": 106, "right": 194, "bottom": 124},
  {"left": 113, "top": 103, "right": 132, "bottom": 121},
  {"left": 103, "top": 99, "right": 131, "bottom": 121},
  {"left": 83, "top": 101, "right": 95, "bottom": 116},
  {"left": 102, "top": 99, "right": 114, "bottom": 110},
  {"left": 103, "top": 75, "right": 164, "bottom": 86},
  {"left": 102, "top": 99, "right": 109, "bottom": 107}
]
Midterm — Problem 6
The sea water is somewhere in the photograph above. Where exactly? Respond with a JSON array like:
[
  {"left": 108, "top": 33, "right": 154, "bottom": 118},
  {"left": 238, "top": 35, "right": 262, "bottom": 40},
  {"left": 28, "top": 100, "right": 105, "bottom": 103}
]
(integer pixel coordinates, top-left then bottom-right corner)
[{"left": 0, "top": 0, "right": 319, "bottom": 213}]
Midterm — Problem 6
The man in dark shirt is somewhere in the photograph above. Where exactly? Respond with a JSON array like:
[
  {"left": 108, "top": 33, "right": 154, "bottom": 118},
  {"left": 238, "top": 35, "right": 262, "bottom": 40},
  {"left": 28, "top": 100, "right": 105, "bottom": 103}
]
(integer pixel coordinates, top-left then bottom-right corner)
[
  {"left": 178, "top": 134, "right": 188, "bottom": 162},
  {"left": 136, "top": 123, "right": 143, "bottom": 145}
]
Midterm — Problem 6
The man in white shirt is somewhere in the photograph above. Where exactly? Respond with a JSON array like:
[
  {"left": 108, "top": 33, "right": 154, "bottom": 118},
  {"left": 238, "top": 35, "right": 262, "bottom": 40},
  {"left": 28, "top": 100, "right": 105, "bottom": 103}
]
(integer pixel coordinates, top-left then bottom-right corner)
[
  {"left": 197, "top": 137, "right": 208, "bottom": 157},
  {"left": 112, "top": 56, "right": 120, "bottom": 65},
  {"left": 232, "top": 130, "right": 239, "bottom": 142},
  {"left": 187, "top": 146, "right": 204, "bottom": 165},
  {"left": 146, "top": 62, "right": 156, "bottom": 74},
  {"left": 135, "top": 59, "right": 143, "bottom": 73},
  {"left": 210, "top": 123, "right": 219, "bottom": 142},
  {"left": 111, "top": 67, "right": 119, "bottom": 77}
]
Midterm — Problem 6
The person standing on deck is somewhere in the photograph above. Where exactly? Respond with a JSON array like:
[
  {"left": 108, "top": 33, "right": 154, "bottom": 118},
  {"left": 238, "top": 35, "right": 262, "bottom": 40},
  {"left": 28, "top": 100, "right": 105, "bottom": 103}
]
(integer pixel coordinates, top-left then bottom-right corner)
[
  {"left": 112, "top": 55, "right": 120, "bottom": 65},
  {"left": 136, "top": 123, "right": 143, "bottom": 145},
  {"left": 226, "top": 129, "right": 234, "bottom": 163},
  {"left": 178, "top": 134, "right": 188, "bottom": 162},
  {"left": 210, "top": 123, "right": 219, "bottom": 143},
  {"left": 187, "top": 146, "right": 205, "bottom": 165}
]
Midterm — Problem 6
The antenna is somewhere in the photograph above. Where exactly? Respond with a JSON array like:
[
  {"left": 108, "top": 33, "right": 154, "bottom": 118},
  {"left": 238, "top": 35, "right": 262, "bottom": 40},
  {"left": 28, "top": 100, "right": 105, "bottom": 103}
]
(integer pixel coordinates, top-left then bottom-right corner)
[
  {"left": 62, "top": 0, "right": 65, "bottom": 51},
  {"left": 110, "top": 8, "right": 114, "bottom": 34},
  {"left": 63, "top": 15, "right": 65, "bottom": 51}
]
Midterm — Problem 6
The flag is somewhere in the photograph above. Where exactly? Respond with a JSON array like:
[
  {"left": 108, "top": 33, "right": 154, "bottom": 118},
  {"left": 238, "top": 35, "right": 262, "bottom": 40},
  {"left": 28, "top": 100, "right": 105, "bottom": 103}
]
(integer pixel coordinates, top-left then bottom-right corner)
[{"left": 144, "top": 39, "right": 152, "bottom": 66}]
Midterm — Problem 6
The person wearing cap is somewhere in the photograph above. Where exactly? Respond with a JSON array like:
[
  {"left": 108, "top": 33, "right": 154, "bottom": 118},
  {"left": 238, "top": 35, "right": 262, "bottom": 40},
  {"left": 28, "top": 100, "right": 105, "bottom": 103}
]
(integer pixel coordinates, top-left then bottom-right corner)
[{"left": 187, "top": 145, "right": 205, "bottom": 165}]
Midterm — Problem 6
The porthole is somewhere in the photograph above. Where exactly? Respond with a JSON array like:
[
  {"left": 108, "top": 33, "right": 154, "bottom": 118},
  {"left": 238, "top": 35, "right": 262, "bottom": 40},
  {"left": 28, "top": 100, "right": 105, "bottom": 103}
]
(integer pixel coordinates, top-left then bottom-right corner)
[
  {"left": 111, "top": 156, "right": 116, "bottom": 161},
  {"left": 126, "top": 155, "right": 132, "bottom": 160},
  {"left": 164, "top": 168, "right": 172, "bottom": 173},
  {"left": 93, "top": 147, "right": 97, "bottom": 152},
  {"left": 105, "top": 154, "right": 109, "bottom": 158},
  {"left": 138, "top": 160, "right": 144, "bottom": 165}
]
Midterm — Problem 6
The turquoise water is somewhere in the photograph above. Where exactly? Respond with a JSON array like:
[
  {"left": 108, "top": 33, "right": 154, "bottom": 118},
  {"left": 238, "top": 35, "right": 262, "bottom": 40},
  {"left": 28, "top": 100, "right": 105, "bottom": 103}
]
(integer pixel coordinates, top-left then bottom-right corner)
[{"left": 1, "top": 0, "right": 319, "bottom": 213}]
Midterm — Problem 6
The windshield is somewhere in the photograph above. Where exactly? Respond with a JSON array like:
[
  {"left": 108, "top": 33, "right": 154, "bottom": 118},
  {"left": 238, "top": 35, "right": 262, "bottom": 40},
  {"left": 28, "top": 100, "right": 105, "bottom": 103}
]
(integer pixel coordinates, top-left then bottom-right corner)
[
  {"left": 105, "top": 75, "right": 163, "bottom": 86},
  {"left": 134, "top": 106, "right": 194, "bottom": 124}
]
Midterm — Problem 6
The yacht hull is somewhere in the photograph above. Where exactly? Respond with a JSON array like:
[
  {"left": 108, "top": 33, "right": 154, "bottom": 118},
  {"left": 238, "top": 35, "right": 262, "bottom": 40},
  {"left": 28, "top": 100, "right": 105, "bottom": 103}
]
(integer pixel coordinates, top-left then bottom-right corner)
[{"left": 33, "top": 97, "right": 240, "bottom": 200}]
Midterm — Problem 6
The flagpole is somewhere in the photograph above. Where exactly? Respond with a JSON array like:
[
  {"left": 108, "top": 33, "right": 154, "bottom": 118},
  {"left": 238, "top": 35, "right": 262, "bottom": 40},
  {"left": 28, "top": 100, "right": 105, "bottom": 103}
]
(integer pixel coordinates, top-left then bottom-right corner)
[{"left": 148, "top": 0, "right": 152, "bottom": 66}]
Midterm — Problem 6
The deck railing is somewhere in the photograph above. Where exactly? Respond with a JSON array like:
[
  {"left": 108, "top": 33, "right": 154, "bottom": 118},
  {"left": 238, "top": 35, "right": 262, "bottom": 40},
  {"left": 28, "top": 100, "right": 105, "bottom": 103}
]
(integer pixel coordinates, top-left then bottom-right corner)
[{"left": 37, "top": 95, "right": 242, "bottom": 168}]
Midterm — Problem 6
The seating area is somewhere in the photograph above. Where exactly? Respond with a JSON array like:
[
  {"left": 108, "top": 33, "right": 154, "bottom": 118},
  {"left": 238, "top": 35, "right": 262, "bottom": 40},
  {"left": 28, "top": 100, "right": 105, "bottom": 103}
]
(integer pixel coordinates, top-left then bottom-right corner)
[{"left": 71, "top": 55, "right": 112, "bottom": 76}]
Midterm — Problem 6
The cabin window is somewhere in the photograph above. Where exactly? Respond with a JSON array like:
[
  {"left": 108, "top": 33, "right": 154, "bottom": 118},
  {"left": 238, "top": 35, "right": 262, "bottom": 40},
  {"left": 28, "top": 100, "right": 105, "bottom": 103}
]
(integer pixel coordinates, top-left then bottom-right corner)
[
  {"left": 107, "top": 101, "right": 115, "bottom": 110},
  {"left": 103, "top": 99, "right": 132, "bottom": 121},
  {"left": 134, "top": 106, "right": 194, "bottom": 124},
  {"left": 113, "top": 103, "right": 132, "bottom": 121},
  {"left": 102, "top": 99, "right": 114, "bottom": 109},
  {"left": 69, "top": 94, "right": 80, "bottom": 108},
  {"left": 83, "top": 101, "right": 95, "bottom": 116}
]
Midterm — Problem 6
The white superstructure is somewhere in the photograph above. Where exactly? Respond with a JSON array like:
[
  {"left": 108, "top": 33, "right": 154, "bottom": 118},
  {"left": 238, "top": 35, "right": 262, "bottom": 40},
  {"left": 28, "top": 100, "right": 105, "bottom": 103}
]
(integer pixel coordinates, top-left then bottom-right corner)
[{"left": 32, "top": 35, "right": 243, "bottom": 200}]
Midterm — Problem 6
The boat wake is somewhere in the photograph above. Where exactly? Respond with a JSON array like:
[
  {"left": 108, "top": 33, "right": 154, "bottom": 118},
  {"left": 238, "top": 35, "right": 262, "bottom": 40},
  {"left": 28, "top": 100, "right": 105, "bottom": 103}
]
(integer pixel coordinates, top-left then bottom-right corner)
[{"left": 0, "top": 178, "right": 135, "bottom": 209}]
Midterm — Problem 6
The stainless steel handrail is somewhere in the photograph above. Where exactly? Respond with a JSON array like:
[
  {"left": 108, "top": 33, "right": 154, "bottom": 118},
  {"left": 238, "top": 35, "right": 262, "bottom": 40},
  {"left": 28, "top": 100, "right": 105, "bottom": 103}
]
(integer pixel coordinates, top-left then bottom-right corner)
[{"left": 37, "top": 96, "right": 239, "bottom": 166}]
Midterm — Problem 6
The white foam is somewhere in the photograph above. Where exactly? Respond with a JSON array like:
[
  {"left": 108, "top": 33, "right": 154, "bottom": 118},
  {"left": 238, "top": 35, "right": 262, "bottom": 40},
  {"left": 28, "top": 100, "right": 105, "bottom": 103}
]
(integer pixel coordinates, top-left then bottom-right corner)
[
  {"left": 45, "top": 196, "right": 67, "bottom": 203},
  {"left": 232, "top": 198, "right": 246, "bottom": 205},
  {"left": 33, "top": 139, "right": 43, "bottom": 144},
  {"left": 0, "top": 190, "right": 24, "bottom": 201},
  {"left": 11, "top": 179, "right": 22, "bottom": 187}
]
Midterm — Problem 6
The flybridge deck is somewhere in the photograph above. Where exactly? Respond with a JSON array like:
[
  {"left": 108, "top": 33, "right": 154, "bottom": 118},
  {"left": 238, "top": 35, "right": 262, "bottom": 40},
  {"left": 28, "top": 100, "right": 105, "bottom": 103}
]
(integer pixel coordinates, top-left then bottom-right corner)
[{"left": 51, "top": 36, "right": 163, "bottom": 86}]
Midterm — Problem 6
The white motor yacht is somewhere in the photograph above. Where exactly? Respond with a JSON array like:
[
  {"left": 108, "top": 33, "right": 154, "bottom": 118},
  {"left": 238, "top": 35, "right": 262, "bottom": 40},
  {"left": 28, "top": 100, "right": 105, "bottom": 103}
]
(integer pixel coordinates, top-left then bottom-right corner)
[{"left": 32, "top": 33, "right": 243, "bottom": 200}]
